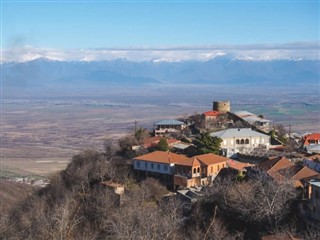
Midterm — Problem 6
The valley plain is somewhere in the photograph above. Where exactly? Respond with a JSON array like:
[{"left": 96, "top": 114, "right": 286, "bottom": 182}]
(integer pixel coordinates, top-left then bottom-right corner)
[{"left": 2, "top": 84, "right": 320, "bottom": 177}]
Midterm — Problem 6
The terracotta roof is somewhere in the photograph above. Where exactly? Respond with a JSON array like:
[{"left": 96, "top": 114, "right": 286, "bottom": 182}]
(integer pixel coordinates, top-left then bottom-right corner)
[
  {"left": 267, "top": 157, "right": 295, "bottom": 175},
  {"left": 308, "top": 154, "right": 320, "bottom": 160},
  {"left": 227, "top": 160, "right": 255, "bottom": 171},
  {"left": 303, "top": 133, "right": 320, "bottom": 146},
  {"left": 259, "top": 156, "right": 293, "bottom": 172},
  {"left": 292, "top": 166, "right": 319, "bottom": 181},
  {"left": 176, "top": 157, "right": 201, "bottom": 167},
  {"left": 262, "top": 158, "right": 320, "bottom": 186},
  {"left": 135, "top": 151, "right": 188, "bottom": 164},
  {"left": 203, "top": 110, "right": 221, "bottom": 117},
  {"left": 194, "top": 153, "right": 229, "bottom": 166}
]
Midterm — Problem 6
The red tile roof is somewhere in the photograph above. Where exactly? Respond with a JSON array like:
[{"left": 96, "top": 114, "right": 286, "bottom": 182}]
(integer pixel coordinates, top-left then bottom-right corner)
[
  {"left": 194, "top": 153, "right": 229, "bottom": 166},
  {"left": 227, "top": 160, "right": 255, "bottom": 171},
  {"left": 259, "top": 156, "right": 320, "bottom": 186},
  {"left": 303, "top": 133, "right": 320, "bottom": 146},
  {"left": 259, "top": 156, "right": 293, "bottom": 172},
  {"left": 135, "top": 151, "right": 229, "bottom": 168},
  {"left": 203, "top": 110, "right": 221, "bottom": 117},
  {"left": 177, "top": 157, "right": 201, "bottom": 167},
  {"left": 135, "top": 151, "right": 188, "bottom": 164},
  {"left": 308, "top": 154, "right": 320, "bottom": 161}
]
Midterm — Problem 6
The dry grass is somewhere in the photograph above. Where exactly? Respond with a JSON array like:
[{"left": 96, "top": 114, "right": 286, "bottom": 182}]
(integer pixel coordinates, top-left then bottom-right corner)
[{"left": 0, "top": 180, "right": 34, "bottom": 214}]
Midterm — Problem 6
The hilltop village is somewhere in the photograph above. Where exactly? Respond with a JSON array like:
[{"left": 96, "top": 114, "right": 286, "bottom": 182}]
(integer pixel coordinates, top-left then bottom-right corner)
[
  {"left": 127, "top": 100, "right": 320, "bottom": 236},
  {"left": 3, "top": 100, "right": 320, "bottom": 240}
]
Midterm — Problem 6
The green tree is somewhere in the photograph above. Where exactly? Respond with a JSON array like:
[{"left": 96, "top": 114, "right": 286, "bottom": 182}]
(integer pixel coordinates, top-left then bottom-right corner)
[
  {"left": 134, "top": 127, "right": 149, "bottom": 143},
  {"left": 156, "top": 137, "right": 169, "bottom": 151},
  {"left": 194, "top": 132, "right": 222, "bottom": 154}
]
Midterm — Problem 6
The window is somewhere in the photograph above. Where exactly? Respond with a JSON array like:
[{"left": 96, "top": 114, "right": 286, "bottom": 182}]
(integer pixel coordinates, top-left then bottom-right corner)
[
  {"left": 197, "top": 167, "right": 200, "bottom": 173},
  {"left": 223, "top": 140, "right": 227, "bottom": 146},
  {"left": 240, "top": 139, "right": 245, "bottom": 144},
  {"left": 151, "top": 163, "right": 154, "bottom": 169},
  {"left": 222, "top": 164, "right": 225, "bottom": 168},
  {"left": 136, "top": 161, "right": 140, "bottom": 168},
  {"left": 193, "top": 168, "right": 196, "bottom": 174},
  {"left": 217, "top": 165, "right": 220, "bottom": 171},
  {"left": 157, "top": 164, "right": 160, "bottom": 170},
  {"left": 211, "top": 166, "right": 213, "bottom": 173},
  {"left": 245, "top": 139, "right": 249, "bottom": 144},
  {"left": 145, "top": 162, "right": 147, "bottom": 168},
  {"left": 164, "top": 165, "right": 168, "bottom": 171},
  {"left": 236, "top": 139, "right": 240, "bottom": 144}
]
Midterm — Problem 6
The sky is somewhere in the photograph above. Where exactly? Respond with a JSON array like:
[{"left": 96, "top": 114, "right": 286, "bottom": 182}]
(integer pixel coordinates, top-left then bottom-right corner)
[{"left": 1, "top": 0, "right": 319, "bottom": 62}]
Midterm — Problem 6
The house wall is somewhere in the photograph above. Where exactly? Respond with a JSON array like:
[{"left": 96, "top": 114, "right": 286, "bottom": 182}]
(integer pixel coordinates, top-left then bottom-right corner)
[
  {"left": 221, "top": 136, "right": 270, "bottom": 148},
  {"left": 220, "top": 136, "right": 270, "bottom": 158},
  {"left": 175, "top": 165, "right": 202, "bottom": 178},
  {"left": 174, "top": 175, "right": 201, "bottom": 188},
  {"left": 134, "top": 160, "right": 172, "bottom": 175},
  {"left": 310, "top": 184, "right": 320, "bottom": 221},
  {"left": 303, "top": 159, "right": 320, "bottom": 173},
  {"left": 206, "top": 162, "right": 227, "bottom": 176}
]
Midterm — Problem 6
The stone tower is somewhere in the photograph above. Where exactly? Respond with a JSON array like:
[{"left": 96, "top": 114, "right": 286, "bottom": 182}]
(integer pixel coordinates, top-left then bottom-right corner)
[{"left": 213, "top": 101, "right": 230, "bottom": 113}]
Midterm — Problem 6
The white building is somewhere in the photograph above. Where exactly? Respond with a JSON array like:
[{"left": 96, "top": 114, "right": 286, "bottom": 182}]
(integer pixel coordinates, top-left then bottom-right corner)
[
  {"left": 154, "top": 119, "right": 186, "bottom": 136},
  {"left": 233, "top": 111, "right": 272, "bottom": 132},
  {"left": 210, "top": 128, "right": 270, "bottom": 157}
]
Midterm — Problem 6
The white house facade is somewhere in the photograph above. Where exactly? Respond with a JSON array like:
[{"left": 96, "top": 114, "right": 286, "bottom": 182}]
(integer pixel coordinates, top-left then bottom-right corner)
[{"left": 210, "top": 128, "right": 270, "bottom": 157}]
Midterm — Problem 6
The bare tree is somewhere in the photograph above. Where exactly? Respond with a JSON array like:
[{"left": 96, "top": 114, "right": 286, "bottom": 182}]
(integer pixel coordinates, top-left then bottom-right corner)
[{"left": 205, "top": 170, "right": 298, "bottom": 229}]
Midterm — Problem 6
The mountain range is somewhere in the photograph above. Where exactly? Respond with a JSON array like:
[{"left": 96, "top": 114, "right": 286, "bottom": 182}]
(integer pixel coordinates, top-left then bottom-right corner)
[{"left": 2, "top": 57, "right": 319, "bottom": 89}]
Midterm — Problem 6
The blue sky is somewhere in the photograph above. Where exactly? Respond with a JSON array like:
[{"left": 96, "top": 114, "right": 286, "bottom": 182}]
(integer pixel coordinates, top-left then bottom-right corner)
[{"left": 1, "top": 1, "right": 319, "bottom": 61}]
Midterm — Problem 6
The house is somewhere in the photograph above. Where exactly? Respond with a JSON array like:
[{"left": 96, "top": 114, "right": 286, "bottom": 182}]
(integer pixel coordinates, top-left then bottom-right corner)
[
  {"left": 134, "top": 151, "right": 187, "bottom": 176},
  {"left": 133, "top": 151, "right": 229, "bottom": 188},
  {"left": 227, "top": 159, "right": 255, "bottom": 175},
  {"left": 305, "top": 144, "right": 320, "bottom": 154},
  {"left": 154, "top": 119, "right": 186, "bottom": 136},
  {"left": 308, "top": 180, "right": 320, "bottom": 222},
  {"left": 299, "top": 179, "right": 320, "bottom": 230},
  {"left": 171, "top": 142, "right": 197, "bottom": 156},
  {"left": 258, "top": 156, "right": 320, "bottom": 187},
  {"left": 303, "top": 155, "right": 320, "bottom": 173},
  {"left": 202, "top": 110, "right": 221, "bottom": 126},
  {"left": 302, "top": 133, "right": 320, "bottom": 146},
  {"left": 174, "top": 153, "right": 229, "bottom": 187},
  {"left": 233, "top": 111, "right": 272, "bottom": 132},
  {"left": 210, "top": 128, "right": 271, "bottom": 158}
]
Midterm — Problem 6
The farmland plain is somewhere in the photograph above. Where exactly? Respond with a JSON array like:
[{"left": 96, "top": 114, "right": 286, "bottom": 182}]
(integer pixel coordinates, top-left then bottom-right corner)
[{"left": 2, "top": 84, "right": 319, "bottom": 177}]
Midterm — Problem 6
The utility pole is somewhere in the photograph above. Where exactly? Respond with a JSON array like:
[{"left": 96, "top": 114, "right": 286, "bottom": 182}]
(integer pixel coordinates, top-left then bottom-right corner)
[
  {"left": 134, "top": 120, "right": 137, "bottom": 132},
  {"left": 288, "top": 122, "right": 292, "bottom": 138}
]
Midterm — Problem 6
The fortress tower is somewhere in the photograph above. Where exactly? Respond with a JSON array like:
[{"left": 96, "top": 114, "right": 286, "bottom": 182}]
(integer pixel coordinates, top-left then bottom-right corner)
[{"left": 213, "top": 101, "right": 230, "bottom": 113}]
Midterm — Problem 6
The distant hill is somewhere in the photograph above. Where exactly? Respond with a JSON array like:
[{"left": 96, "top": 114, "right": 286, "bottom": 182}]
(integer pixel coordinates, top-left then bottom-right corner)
[{"left": 2, "top": 57, "right": 319, "bottom": 89}]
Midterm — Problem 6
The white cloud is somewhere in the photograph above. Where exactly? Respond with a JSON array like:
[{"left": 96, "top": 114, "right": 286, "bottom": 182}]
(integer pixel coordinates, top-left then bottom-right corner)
[{"left": 1, "top": 42, "right": 319, "bottom": 63}]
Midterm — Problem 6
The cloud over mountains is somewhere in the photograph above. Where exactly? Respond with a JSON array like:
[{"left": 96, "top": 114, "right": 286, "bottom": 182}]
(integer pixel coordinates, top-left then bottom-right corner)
[{"left": 2, "top": 42, "right": 319, "bottom": 63}]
